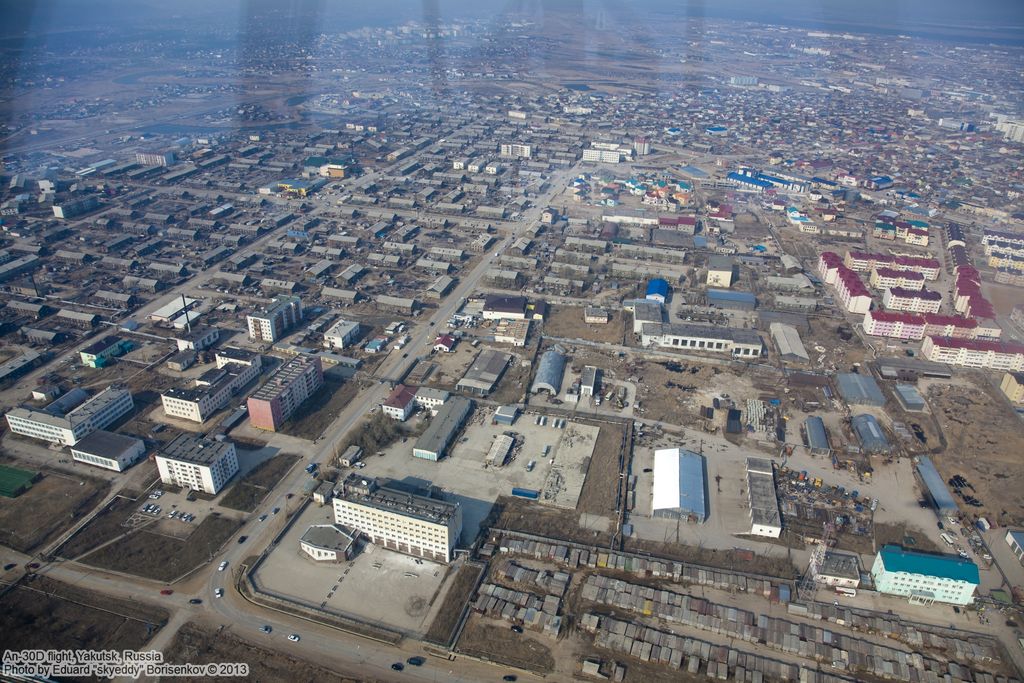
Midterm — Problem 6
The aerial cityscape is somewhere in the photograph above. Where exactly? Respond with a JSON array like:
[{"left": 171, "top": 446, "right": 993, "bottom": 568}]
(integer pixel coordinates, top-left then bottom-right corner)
[{"left": 2, "top": 1, "right": 1024, "bottom": 681}]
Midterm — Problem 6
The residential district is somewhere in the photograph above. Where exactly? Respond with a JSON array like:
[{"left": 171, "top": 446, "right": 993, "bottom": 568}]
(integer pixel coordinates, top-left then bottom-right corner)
[{"left": 1, "top": 5, "right": 1024, "bottom": 683}]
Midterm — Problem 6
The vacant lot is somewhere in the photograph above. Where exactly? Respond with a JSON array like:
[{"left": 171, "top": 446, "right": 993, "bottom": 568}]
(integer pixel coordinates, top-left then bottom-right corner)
[
  {"left": 219, "top": 453, "right": 299, "bottom": 512},
  {"left": 162, "top": 622, "right": 355, "bottom": 683},
  {"left": 79, "top": 514, "right": 242, "bottom": 582},
  {"left": 457, "top": 618, "right": 555, "bottom": 673},
  {"left": 56, "top": 494, "right": 138, "bottom": 560},
  {"left": 576, "top": 422, "right": 625, "bottom": 516},
  {"left": 278, "top": 371, "right": 361, "bottom": 440},
  {"left": 874, "top": 521, "right": 941, "bottom": 555},
  {"left": 496, "top": 496, "right": 613, "bottom": 547},
  {"left": 424, "top": 562, "right": 483, "bottom": 645},
  {"left": 489, "top": 359, "right": 531, "bottom": 405},
  {"left": 927, "top": 380, "right": 1024, "bottom": 526},
  {"left": 0, "top": 575, "right": 167, "bottom": 653},
  {"left": 0, "top": 471, "right": 109, "bottom": 553},
  {"left": 543, "top": 304, "right": 627, "bottom": 344}
]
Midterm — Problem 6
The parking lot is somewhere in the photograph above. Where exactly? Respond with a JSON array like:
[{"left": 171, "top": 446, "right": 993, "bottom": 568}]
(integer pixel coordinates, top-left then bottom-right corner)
[{"left": 253, "top": 501, "right": 450, "bottom": 635}]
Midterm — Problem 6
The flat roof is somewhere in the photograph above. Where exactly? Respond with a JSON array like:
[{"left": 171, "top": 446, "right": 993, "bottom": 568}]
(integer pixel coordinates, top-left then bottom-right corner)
[
  {"left": 159, "top": 433, "right": 234, "bottom": 466},
  {"left": 819, "top": 551, "right": 860, "bottom": 580},
  {"left": 301, "top": 524, "right": 355, "bottom": 552},
  {"left": 70, "top": 429, "right": 143, "bottom": 457},
  {"left": 836, "top": 373, "right": 886, "bottom": 407},
  {"left": 915, "top": 456, "right": 958, "bottom": 513},
  {"left": 413, "top": 396, "right": 472, "bottom": 456},
  {"left": 338, "top": 475, "right": 459, "bottom": 525},
  {"left": 878, "top": 545, "right": 979, "bottom": 584},
  {"left": 746, "top": 458, "right": 780, "bottom": 529}
]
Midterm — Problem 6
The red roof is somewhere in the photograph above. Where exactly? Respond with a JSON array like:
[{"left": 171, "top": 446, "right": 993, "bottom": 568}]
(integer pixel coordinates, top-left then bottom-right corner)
[
  {"left": 837, "top": 267, "right": 871, "bottom": 296},
  {"left": 929, "top": 336, "right": 1024, "bottom": 355},
  {"left": 923, "top": 313, "right": 977, "bottom": 328},
  {"left": 888, "top": 287, "right": 941, "bottom": 301},
  {"left": 868, "top": 310, "right": 926, "bottom": 325},
  {"left": 383, "top": 384, "right": 417, "bottom": 409},
  {"left": 874, "top": 266, "right": 923, "bottom": 280}
]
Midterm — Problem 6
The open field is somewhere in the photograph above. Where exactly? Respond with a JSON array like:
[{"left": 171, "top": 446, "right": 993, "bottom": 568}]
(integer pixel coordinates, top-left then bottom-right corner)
[
  {"left": 926, "top": 379, "right": 1024, "bottom": 526},
  {"left": 495, "top": 496, "right": 614, "bottom": 547},
  {"left": 0, "top": 470, "right": 109, "bottom": 553},
  {"left": 278, "top": 370, "right": 361, "bottom": 440},
  {"left": 543, "top": 304, "right": 628, "bottom": 344},
  {"left": 424, "top": 561, "right": 484, "bottom": 645},
  {"left": 55, "top": 494, "right": 138, "bottom": 559},
  {"left": 79, "top": 513, "right": 242, "bottom": 582},
  {"left": 219, "top": 453, "right": 300, "bottom": 512},
  {"left": 162, "top": 621, "right": 355, "bottom": 683},
  {"left": 576, "top": 422, "right": 625, "bottom": 516},
  {"left": 457, "top": 618, "right": 556, "bottom": 673},
  {"left": 0, "top": 575, "right": 167, "bottom": 653}
]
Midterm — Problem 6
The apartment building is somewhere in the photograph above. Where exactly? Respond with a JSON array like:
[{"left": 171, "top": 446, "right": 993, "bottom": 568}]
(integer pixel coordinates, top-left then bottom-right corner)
[
  {"left": 871, "top": 545, "right": 978, "bottom": 606},
  {"left": 332, "top": 475, "right": 462, "bottom": 563},
  {"left": 246, "top": 296, "right": 303, "bottom": 343},
  {"left": 247, "top": 354, "right": 324, "bottom": 431},
  {"left": 499, "top": 143, "right": 531, "bottom": 159},
  {"left": 869, "top": 267, "right": 925, "bottom": 291},
  {"left": 4, "top": 386, "right": 134, "bottom": 446},
  {"left": 161, "top": 353, "right": 262, "bottom": 423},
  {"left": 844, "top": 251, "right": 941, "bottom": 280},
  {"left": 381, "top": 384, "right": 417, "bottom": 421},
  {"left": 834, "top": 268, "right": 873, "bottom": 314},
  {"left": 323, "top": 319, "right": 360, "bottom": 350},
  {"left": 863, "top": 311, "right": 981, "bottom": 341},
  {"left": 155, "top": 433, "right": 239, "bottom": 495},
  {"left": 882, "top": 287, "right": 942, "bottom": 314},
  {"left": 999, "top": 372, "right": 1024, "bottom": 404},
  {"left": 922, "top": 336, "right": 1024, "bottom": 371}
]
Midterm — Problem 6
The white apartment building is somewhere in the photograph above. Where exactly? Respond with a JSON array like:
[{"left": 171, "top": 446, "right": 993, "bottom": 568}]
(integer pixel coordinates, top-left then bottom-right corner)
[
  {"left": 246, "top": 296, "right": 303, "bottom": 343},
  {"left": 323, "top": 319, "right": 361, "bottom": 350},
  {"left": 869, "top": 267, "right": 925, "bottom": 291},
  {"left": 332, "top": 475, "right": 462, "bottom": 563},
  {"left": 582, "top": 147, "right": 626, "bottom": 163},
  {"left": 4, "top": 386, "right": 134, "bottom": 446},
  {"left": 414, "top": 387, "right": 450, "bottom": 415},
  {"left": 155, "top": 434, "right": 239, "bottom": 495},
  {"left": 882, "top": 287, "right": 942, "bottom": 314},
  {"left": 922, "top": 336, "right": 1024, "bottom": 371},
  {"left": 499, "top": 143, "right": 532, "bottom": 159},
  {"left": 161, "top": 353, "right": 262, "bottom": 423}
]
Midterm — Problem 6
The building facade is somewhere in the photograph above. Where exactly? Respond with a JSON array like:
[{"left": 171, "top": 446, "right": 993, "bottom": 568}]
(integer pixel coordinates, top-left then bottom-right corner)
[
  {"left": 247, "top": 354, "right": 324, "bottom": 431},
  {"left": 69, "top": 430, "right": 145, "bottom": 472},
  {"left": 922, "top": 337, "right": 1024, "bottom": 371},
  {"left": 246, "top": 296, "right": 303, "bottom": 343},
  {"left": 870, "top": 545, "right": 979, "bottom": 606},
  {"left": 4, "top": 386, "right": 134, "bottom": 446},
  {"left": 155, "top": 434, "right": 239, "bottom": 495}
]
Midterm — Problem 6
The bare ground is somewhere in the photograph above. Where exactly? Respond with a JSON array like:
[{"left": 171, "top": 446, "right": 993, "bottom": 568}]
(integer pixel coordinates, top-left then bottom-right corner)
[{"left": 0, "top": 471, "right": 109, "bottom": 553}]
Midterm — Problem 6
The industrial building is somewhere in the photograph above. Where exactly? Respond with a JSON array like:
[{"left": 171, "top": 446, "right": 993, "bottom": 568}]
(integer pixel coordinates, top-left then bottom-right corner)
[
  {"left": 79, "top": 336, "right": 133, "bottom": 368},
  {"left": 4, "top": 386, "right": 134, "bottom": 447},
  {"left": 706, "top": 289, "right": 757, "bottom": 311},
  {"left": 246, "top": 296, "right": 303, "bottom": 343},
  {"left": 532, "top": 346, "right": 567, "bottom": 395},
  {"left": 915, "top": 456, "right": 959, "bottom": 517},
  {"left": 155, "top": 433, "right": 239, "bottom": 495},
  {"left": 894, "top": 384, "right": 926, "bottom": 411},
  {"left": 815, "top": 552, "right": 861, "bottom": 588},
  {"left": 412, "top": 396, "right": 473, "bottom": 461},
  {"left": 1005, "top": 530, "right": 1024, "bottom": 565},
  {"left": 745, "top": 458, "right": 782, "bottom": 538},
  {"left": 804, "top": 416, "right": 831, "bottom": 455},
  {"left": 651, "top": 448, "right": 707, "bottom": 522},
  {"left": 69, "top": 430, "right": 145, "bottom": 472},
  {"left": 851, "top": 414, "right": 892, "bottom": 454},
  {"left": 456, "top": 349, "right": 511, "bottom": 396},
  {"left": 640, "top": 323, "right": 764, "bottom": 358},
  {"left": 836, "top": 373, "right": 886, "bottom": 407},
  {"left": 706, "top": 256, "right": 736, "bottom": 288},
  {"left": 247, "top": 354, "right": 324, "bottom": 431},
  {"left": 645, "top": 278, "right": 669, "bottom": 304},
  {"left": 770, "top": 323, "right": 809, "bottom": 362},
  {"left": 871, "top": 545, "right": 979, "bottom": 606},
  {"left": 333, "top": 475, "right": 462, "bottom": 562}
]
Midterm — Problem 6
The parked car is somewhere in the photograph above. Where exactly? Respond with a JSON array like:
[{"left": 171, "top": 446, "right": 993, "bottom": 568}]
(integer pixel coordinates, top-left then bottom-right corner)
[
  {"left": 237, "top": 535, "right": 248, "bottom": 544},
  {"left": 214, "top": 588, "right": 224, "bottom": 598},
  {"left": 259, "top": 625, "right": 272, "bottom": 634},
  {"left": 406, "top": 657, "right": 425, "bottom": 666},
  {"left": 218, "top": 561, "right": 228, "bottom": 571},
  {"left": 258, "top": 514, "right": 267, "bottom": 522},
  {"left": 188, "top": 598, "right": 202, "bottom": 604},
  {"left": 160, "top": 589, "right": 173, "bottom": 595},
  {"left": 287, "top": 634, "right": 300, "bottom": 642},
  {"left": 391, "top": 663, "right": 404, "bottom": 672}
]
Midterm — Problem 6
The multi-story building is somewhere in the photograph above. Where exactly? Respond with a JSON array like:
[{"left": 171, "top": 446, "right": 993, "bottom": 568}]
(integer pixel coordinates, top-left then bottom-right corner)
[
  {"left": 882, "top": 287, "right": 942, "bottom": 314},
  {"left": 922, "top": 336, "right": 1024, "bottom": 371},
  {"left": 4, "top": 386, "right": 134, "bottom": 446},
  {"left": 414, "top": 387, "right": 449, "bottom": 415},
  {"left": 323, "top": 319, "right": 360, "bottom": 350},
  {"left": 871, "top": 545, "right": 978, "bottom": 606},
  {"left": 499, "top": 143, "right": 531, "bottom": 159},
  {"left": 155, "top": 433, "right": 239, "bottom": 495},
  {"left": 869, "top": 267, "right": 925, "bottom": 291},
  {"left": 381, "top": 384, "right": 417, "bottom": 421},
  {"left": 999, "top": 372, "right": 1024, "bottom": 404},
  {"left": 246, "top": 296, "right": 303, "bottom": 343},
  {"left": 640, "top": 323, "right": 764, "bottom": 358},
  {"left": 161, "top": 353, "right": 262, "bottom": 423},
  {"left": 862, "top": 310, "right": 927, "bottom": 341},
  {"left": 834, "top": 269, "right": 873, "bottom": 314},
  {"left": 844, "top": 251, "right": 940, "bottom": 280},
  {"left": 706, "top": 256, "right": 736, "bottom": 288},
  {"left": 332, "top": 475, "right": 462, "bottom": 563},
  {"left": 247, "top": 354, "right": 324, "bottom": 431},
  {"left": 69, "top": 430, "right": 146, "bottom": 472},
  {"left": 817, "top": 251, "right": 843, "bottom": 285},
  {"left": 79, "top": 335, "right": 133, "bottom": 368}
]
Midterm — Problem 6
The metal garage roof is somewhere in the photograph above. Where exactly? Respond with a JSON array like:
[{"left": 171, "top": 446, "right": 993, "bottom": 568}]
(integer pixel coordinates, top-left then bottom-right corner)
[{"left": 652, "top": 448, "right": 707, "bottom": 521}]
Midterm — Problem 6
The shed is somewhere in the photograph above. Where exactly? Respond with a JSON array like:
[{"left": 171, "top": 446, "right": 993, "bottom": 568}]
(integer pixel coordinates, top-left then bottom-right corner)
[
  {"left": 645, "top": 278, "right": 669, "bottom": 304},
  {"left": 894, "top": 384, "right": 926, "bottom": 411},
  {"left": 706, "top": 289, "right": 756, "bottom": 311},
  {"left": 804, "top": 416, "right": 831, "bottom": 454},
  {"left": 915, "top": 456, "right": 958, "bottom": 515},
  {"left": 531, "top": 346, "right": 567, "bottom": 395},
  {"left": 851, "top": 414, "right": 891, "bottom": 454},
  {"left": 493, "top": 405, "right": 519, "bottom": 426}
]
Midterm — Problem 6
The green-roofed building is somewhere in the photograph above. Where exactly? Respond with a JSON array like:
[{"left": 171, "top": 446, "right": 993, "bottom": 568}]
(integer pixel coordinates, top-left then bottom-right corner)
[
  {"left": 0, "top": 464, "right": 38, "bottom": 498},
  {"left": 871, "top": 545, "right": 979, "bottom": 606}
]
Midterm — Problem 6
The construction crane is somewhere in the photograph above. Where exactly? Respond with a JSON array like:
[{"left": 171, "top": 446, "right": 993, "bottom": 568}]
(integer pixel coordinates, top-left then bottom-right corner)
[{"left": 797, "top": 520, "right": 835, "bottom": 603}]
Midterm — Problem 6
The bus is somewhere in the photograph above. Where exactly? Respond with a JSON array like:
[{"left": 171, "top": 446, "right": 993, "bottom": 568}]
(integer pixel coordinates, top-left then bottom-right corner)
[
  {"left": 940, "top": 532, "right": 956, "bottom": 546},
  {"left": 835, "top": 587, "right": 857, "bottom": 598}
]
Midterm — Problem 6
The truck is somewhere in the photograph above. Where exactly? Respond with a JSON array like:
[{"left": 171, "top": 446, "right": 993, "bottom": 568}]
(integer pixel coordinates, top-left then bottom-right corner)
[
  {"left": 835, "top": 587, "right": 857, "bottom": 598},
  {"left": 940, "top": 532, "right": 956, "bottom": 546},
  {"left": 526, "top": 460, "right": 536, "bottom": 472}
]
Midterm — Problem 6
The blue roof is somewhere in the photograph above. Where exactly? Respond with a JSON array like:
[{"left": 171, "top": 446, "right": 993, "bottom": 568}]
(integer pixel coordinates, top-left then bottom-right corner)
[
  {"left": 915, "top": 456, "right": 958, "bottom": 513},
  {"left": 706, "top": 289, "right": 756, "bottom": 304},
  {"left": 879, "top": 545, "right": 979, "bottom": 584},
  {"left": 805, "top": 416, "right": 830, "bottom": 450},
  {"left": 851, "top": 414, "right": 891, "bottom": 453},
  {"left": 727, "top": 172, "right": 772, "bottom": 188},
  {"left": 836, "top": 373, "right": 886, "bottom": 407},
  {"left": 646, "top": 279, "right": 669, "bottom": 297}
]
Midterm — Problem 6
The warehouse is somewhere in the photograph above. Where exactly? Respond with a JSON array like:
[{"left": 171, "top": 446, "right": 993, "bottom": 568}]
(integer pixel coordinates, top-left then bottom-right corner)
[
  {"left": 851, "top": 414, "right": 892, "bottom": 454},
  {"left": 836, "top": 373, "right": 886, "bottom": 407},
  {"left": 413, "top": 396, "right": 473, "bottom": 461},
  {"left": 915, "top": 456, "right": 959, "bottom": 517},
  {"left": 531, "top": 346, "right": 567, "bottom": 395},
  {"left": 651, "top": 448, "right": 707, "bottom": 522},
  {"left": 645, "top": 278, "right": 669, "bottom": 304},
  {"left": 745, "top": 458, "right": 781, "bottom": 538},
  {"left": 456, "top": 349, "right": 511, "bottom": 396},
  {"left": 804, "top": 416, "right": 831, "bottom": 455},
  {"left": 640, "top": 323, "right": 764, "bottom": 358},
  {"left": 871, "top": 545, "right": 978, "bottom": 606},
  {"left": 706, "top": 289, "right": 757, "bottom": 311},
  {"left": 769, "top": 322, "right": 809, "bottom": 362},
  {"left": 894, "top": 384, "right": 926, "bottom": 411}
]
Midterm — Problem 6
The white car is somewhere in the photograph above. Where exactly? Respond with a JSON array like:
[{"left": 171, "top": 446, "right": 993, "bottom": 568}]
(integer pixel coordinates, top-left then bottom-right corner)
[
  {"left": 214, "top": 588, "right": 224, "bottom": 598},
  {"left": 287, "top": 634, "right": 300, "bottom": 642},
  {"left": 218, "top": 561, "right": 228, "bottom": 572}
]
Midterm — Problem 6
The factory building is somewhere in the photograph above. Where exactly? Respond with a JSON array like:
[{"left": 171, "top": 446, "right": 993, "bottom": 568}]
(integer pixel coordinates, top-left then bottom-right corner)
[
  {"left": 412, "top": 397, "right": 473, "bottom": 461},
  {"left": 745, "top": 458, "right": 782, "bottom": 538},
  {"left": 333, "top": 475, "right": 462, "bottom": 563},
  {"left": 456, "top": 349, "right": 511, "bottom": 396},
  {"left": 706, "top": 256, "right": 736, "bottom": 288},
  {"left": 640, "top": 323, "right": 763, "bottom": 358},
  {"left": 915, "top": 456, "right": 959, "bottom": 517},
  {"left": 871, "top": 545, "right": 978, "bottom": 606}
]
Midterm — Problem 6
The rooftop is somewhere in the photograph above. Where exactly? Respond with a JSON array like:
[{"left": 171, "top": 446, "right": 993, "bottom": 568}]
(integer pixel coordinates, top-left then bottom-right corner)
[
  {"left": 652, "top": 448, "right": 707, "bottom": 519},
  {"left": 878, "top": 545, "right": 979, "bottom": 584},
  {"left": 159, "top": 433, "right": 234, "bottom": 466},
  {"left": 70, "top": 429, "right": 142, "bottom": 456},
  {"left": 338, "top": 475, "right": 459, "bottom": 525},
  {"left": 300, "top": 524, "right": 355, "bottom": 553}
]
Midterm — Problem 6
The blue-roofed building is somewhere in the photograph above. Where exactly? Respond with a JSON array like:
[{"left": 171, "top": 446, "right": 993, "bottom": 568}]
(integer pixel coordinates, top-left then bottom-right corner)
[
  {"left": 836, "top": 373, "right": 886, "bottom": 407},
  {"left": 645, "top": 278, "right": 669, "bottom": 304},
  {"left": 727, "top": 172, "right": 772, "bottom": 192},
  {"left": 915, "top": 456, "right": 958, "bottom": 516},
  {"left": 804, "top": 416, "right": 831, "bottom": 455},
  {"left": 871, "top": 545, "right": 979, "bottom": 605},
  {"left": 851, "top": 414, "right": 891, "bottom": 454},
  {"left": 706, "top": 289, "right": 756, "bottom": 311},
  {"left": 652, "top": 448, "right": 707, "bottom": 522}
]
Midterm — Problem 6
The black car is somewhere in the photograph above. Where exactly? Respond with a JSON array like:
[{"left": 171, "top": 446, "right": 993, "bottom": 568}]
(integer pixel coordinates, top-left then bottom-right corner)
[
  {"left": 391, "top": 663, "right": 404, "bottom": 672},
  {"left": 188, "top": 598, "right": 203, "bottom": 605},
  {"left": 503, "top": 676, "right": 518, "bottom": 682},
  {"left": 238, "top": 535, "right": 248, "bottom": 544},
  {"left": 937, "top": 521, "right": 944, "bottom": 530},
  {"left": 510, "top": 625, "right": 524, "bottom": 634},
  {"left": 406, "top": 657, "right": 425, "bottom": 666},
  {"left": 3, "top": 563, "right": 16, "bottom": 571}
]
